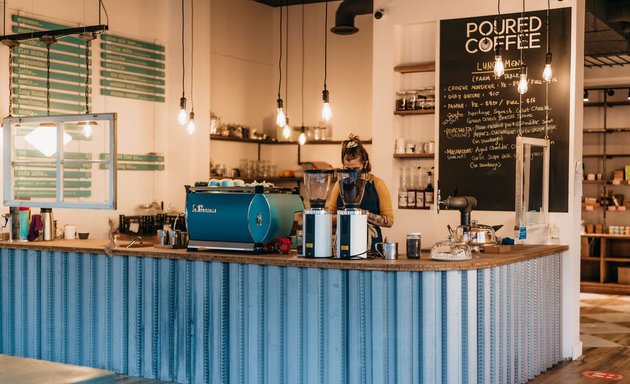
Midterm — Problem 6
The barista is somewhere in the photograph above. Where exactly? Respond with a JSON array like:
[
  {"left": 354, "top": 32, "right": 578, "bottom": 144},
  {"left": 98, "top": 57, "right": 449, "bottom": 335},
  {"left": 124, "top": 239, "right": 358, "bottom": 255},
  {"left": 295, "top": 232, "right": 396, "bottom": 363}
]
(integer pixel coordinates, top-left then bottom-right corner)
[{"left": 325, "top": 134, "right": 394, "bottom": 251}]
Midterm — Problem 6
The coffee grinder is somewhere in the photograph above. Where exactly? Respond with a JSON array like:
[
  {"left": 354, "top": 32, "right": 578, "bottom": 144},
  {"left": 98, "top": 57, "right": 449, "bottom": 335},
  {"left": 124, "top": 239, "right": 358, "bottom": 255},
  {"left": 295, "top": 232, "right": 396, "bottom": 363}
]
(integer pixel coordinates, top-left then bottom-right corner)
[
  {"left": 302, "top": 170, "right": 335, "bottom": 258},
  {"left": 336, "top": 169, "right": 368, "bottom": 259}
]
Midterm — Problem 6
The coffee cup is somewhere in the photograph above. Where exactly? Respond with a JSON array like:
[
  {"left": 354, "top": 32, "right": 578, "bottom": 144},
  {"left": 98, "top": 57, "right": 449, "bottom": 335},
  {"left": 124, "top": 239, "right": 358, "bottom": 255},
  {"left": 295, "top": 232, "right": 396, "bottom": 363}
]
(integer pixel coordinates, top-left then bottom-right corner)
[
  {"left": 375, "top": 241, "right": 398, "bottom": 260},
  {"left": 64, "top": 225, "right": 76, "bottom": 240}
]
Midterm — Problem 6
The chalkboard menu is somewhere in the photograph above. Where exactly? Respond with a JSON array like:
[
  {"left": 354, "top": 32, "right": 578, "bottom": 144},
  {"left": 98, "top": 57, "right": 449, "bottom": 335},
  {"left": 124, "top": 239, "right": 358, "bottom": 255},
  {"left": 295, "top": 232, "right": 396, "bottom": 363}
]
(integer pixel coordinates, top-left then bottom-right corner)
[{"left": 439, "top": 8, "right": 571, "bottom": 211}]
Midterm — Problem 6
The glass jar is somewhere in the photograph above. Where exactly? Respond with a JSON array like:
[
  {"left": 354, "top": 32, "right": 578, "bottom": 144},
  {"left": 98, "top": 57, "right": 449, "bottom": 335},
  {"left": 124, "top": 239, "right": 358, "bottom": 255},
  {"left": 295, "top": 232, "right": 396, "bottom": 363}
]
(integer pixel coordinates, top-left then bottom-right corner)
[
  {"left": 415, "top": 90, "right": 426, "bottom": 110},
  {"left": 396, "top": 92, "right": 407, "bottom": 111},
  {"left": 405, "top": 91, "right": 417, "bottom": 110},
  {"left": 406, "top": 233, "right": 422, "bottom": 259}
]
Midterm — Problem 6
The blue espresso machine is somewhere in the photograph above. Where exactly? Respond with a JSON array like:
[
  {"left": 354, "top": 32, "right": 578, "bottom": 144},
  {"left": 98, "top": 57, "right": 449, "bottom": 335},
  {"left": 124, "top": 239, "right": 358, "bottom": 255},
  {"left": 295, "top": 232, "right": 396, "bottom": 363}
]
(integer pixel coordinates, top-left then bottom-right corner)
[{"left": 185, "top": 185, "right": 304, "bottom": 252}]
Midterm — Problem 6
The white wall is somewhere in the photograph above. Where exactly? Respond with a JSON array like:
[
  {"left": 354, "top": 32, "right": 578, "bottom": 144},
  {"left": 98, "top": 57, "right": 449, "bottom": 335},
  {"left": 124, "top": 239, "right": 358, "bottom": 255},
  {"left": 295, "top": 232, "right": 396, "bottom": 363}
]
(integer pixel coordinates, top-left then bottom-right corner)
[
  {"left": 209, "top": 1, "right": 373, "bottom": 177},
  {"left": 0, "top": 0, "right": 211, "bottom": 238},
  {"left": 373, "top": 0, "right": 584, "bottom": 360}
]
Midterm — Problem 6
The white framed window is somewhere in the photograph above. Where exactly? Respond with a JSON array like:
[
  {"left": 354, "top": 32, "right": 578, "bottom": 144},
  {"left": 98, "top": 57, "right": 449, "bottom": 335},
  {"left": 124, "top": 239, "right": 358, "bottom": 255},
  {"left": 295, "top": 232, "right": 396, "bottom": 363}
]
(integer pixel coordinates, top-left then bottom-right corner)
[{"left": 3, "top": 113, "right": 117, "bottom": 209}]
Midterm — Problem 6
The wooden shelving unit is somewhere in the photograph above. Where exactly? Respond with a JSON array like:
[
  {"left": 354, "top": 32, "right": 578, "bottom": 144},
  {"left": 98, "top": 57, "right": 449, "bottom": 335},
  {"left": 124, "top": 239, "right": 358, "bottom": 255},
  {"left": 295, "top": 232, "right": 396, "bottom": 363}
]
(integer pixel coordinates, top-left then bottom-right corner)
[
  {"left": 393, "top": 153, "right": 434, "bottom": 159},
  {"left": 584, "top": 127, "right": 630, "bottom": 134},
  {"left": 581, "top": 233, "right": 630, "bottom": 294}
]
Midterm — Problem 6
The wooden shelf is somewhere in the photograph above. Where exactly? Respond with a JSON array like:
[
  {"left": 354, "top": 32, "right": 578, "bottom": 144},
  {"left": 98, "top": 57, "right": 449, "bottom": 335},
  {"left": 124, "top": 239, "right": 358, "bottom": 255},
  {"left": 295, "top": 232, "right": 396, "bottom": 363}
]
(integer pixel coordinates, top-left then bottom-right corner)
[
  {"left": 603, "top": 257, "right": 630, "bottom": 262},
  {"left": 581, "top": 281, "right": 630, "bottom": 295},
  {"left": 398, "top": 206, "right": 431, "bottom": 210},
  {"left": 394, "top": 109, "right": 435, "bottom": 116},
  {"left": 582, "top": 233, "right": 630, "bottom": 239},
  {"left": 210, "top": 134, "right": 371, "bottom": 146},
  {"left": 584, "top": 101, "right": 630, "bottom": 108},
  {"left": 581, "top": 257, "right": 600, "bottom": 262},
  {"left": 393, "top": 153, "right": 434, "bottom": 159},
  {"left": 584, "top": 127, "right": 630, "bottom": 133},
  {"left": 583, "top": 180, "right": 604, "bottom": 184},
  {"left": 394, "top": 62, "right": 436, "bottom": 73},
  {"left": 583, "top": 180, "right": 630, "bottom": 186},
  {"left": 584, "top": 153, "right": 630, "bottom": 159}
]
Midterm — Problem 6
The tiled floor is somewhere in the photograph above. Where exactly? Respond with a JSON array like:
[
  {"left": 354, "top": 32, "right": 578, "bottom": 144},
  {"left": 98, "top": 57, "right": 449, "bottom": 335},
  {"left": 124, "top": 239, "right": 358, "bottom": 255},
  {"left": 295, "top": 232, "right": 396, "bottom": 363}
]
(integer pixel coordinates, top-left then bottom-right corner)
[{"left": 530, "top": 292, "right": 630, "bottom": 382}]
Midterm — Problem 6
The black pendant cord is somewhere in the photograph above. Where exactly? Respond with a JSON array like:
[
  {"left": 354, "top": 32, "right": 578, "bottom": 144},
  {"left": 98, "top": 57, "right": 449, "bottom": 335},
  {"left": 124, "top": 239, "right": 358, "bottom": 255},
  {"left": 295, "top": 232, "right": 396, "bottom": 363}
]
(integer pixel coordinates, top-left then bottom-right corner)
[
  {"left": 181, "top": 0, "right": 185, "bottom": 100},
  {"left": 546, "top": 0, "right": 550, "bottom": 54},
  {"left": 277, "top": 1, "right": 283, "bottom": 100},
  {"left": 518, "top": 0, "right": 525, "bottom": 136},
  {"left": 285, "top": 1, "right": 289, "bottom": 116},
  {"left": 190, "top": 0, "right": 194, "bottom": 113},
  {"left": 323, "top": 0, "right": 328, "bottom": 92},
  {"left": 301, "top": 2, "right": 304, "bottom": 127}
]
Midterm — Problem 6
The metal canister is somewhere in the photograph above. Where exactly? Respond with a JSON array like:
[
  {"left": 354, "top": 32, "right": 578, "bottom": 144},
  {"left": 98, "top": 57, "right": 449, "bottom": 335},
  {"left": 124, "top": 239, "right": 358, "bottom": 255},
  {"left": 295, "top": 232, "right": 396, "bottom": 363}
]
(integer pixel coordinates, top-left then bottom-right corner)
[{"left": 406, "top": 232, "right": 421, "bottom": 259}]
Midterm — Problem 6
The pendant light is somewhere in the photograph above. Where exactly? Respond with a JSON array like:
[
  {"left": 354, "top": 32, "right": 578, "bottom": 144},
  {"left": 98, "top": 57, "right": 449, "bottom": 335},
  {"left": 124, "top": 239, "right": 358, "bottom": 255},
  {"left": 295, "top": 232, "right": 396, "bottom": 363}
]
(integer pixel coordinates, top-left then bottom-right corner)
[
  {"left": 276, "top": 2, "right": 287, "bottom": 128},
  {"left": 298, "top": 2, "right": 307, "bottom": 146},
  {"left": 542, "top": 0, "right": 553, "bottom": 82},
  {"left": 282, "top": 3, "right": 292, "bottom": 139},
  {"left": 517, "top": 0, "right": 528, "bottom": 95},
  {"left": 321, "top": 1, "right": 333, "bottom": 121},
  {"left": 177, "top": 0, "right": 188, "bottom": 126},
  {"left": 627, "top": 89, "right": 630, "bottom": 100},
  {"left": 493, "top": 0, "right": 504, "bottom": 78},
  {"left": 186, "top": 0, "right": 196, "bottom": 135},
  {"left": 78, "top": 32, "right": 97, "bottom": 138},
  {"left": 583, "top": 90, "right": 589, "bottom": 102}
]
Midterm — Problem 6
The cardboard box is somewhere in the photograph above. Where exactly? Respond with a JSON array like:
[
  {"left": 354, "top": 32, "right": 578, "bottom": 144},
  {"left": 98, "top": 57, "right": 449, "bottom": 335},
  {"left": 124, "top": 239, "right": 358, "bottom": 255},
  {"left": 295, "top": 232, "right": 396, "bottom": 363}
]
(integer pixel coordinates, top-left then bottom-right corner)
[
  {"left": 619, "top": 267, "right": 630, "bottom": 285},
  {"left": 614, "top": 169, "right": 624, "bottom": 181},
  {"left": 625, "top": 165, "right": 630, "bottom": 181},
  {"left": 581, "top": 237, "right": 590, "bottom": 258}
]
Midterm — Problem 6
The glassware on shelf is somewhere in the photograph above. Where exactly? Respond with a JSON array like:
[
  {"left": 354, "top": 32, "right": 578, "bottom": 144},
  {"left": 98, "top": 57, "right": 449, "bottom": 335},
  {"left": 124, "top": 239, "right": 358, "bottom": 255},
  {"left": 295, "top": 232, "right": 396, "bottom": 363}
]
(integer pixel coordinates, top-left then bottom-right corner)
[{"left": 396, "top": 92, "right": 407, "bottom": 111}]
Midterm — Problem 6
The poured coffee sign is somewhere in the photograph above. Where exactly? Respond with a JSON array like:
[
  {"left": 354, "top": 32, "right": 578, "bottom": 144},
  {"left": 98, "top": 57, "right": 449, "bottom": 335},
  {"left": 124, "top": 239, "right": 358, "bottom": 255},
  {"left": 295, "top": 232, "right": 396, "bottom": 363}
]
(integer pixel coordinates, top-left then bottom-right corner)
[{"left": 439, "top": 8, "right": 571, "bottom": 211}]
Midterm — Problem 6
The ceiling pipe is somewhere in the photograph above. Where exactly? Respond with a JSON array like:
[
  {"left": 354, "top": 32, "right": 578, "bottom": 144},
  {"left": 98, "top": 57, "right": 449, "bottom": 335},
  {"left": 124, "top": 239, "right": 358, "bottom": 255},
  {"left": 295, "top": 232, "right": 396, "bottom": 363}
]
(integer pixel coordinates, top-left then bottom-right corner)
[{"left": 331, "top": 0, "right": 373, "bottom": 35}]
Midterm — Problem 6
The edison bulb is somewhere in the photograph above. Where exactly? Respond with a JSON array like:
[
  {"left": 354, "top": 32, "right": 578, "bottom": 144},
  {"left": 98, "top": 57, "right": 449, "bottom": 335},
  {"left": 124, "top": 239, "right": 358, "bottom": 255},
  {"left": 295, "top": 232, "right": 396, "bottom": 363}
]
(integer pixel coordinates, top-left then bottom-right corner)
[
  {"left": 542, "top": 64, "right": 552, "bottom": 82},
  {"left": 517, "top": 66, "right": 528, "bottom": 95},
  {"left": 321, "top": 102, "right": 332, "bottom": 122},
  {"left": 82, "top": 123, "right": 93, "bottom": 138},
  {"left": 298, "top": 131, "right": 306, "bottom": 145},
  {"left": 177, "top": 96, "right": 188, "bottom": 125},
  {"left": 186, "top": 112, "right": 196, "bottom": 135},
  {"left": 282, "top": 123, "right": 291, "bottom": 139},
  {"left": 178, "top": 108, "right": 188, "bottom": 125},
  {"left": 542, "top": 52, "right": 553, "bottom": 82},
  {"left": 276, "top": 107, "right": 286, "bottom": 127},
  {"left": 494, "top": 55, "right": 504, "bottom": 77}
]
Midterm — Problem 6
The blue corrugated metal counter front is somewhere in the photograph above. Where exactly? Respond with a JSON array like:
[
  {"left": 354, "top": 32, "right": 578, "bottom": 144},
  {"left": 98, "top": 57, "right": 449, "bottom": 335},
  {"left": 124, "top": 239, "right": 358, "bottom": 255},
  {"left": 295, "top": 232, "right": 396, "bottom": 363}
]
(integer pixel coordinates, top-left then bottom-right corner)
[{"left": 0, "top": 248, "right": 561, "bottom": 383}]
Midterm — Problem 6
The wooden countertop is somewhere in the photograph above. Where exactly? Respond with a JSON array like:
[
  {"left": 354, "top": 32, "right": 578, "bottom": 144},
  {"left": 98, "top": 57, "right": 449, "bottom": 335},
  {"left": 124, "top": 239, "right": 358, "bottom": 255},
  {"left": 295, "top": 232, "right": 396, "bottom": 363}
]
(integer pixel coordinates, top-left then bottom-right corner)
[{"left": 0, "top": 239, "right": 568, "bottom": 272}]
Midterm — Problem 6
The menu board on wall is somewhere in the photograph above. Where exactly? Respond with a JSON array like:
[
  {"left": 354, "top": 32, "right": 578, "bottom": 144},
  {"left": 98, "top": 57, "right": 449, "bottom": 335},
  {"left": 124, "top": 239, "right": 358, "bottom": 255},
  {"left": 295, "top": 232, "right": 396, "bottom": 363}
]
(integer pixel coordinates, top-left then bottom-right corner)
[
  {"left": 439, "top": 8, "right": 571, "bottom": 211},
  {"left": 100, "top": 34, "right": 165, "bottom": 103},
  {"left": 10, "top": 15, "right": 91, "bottom": 116}
]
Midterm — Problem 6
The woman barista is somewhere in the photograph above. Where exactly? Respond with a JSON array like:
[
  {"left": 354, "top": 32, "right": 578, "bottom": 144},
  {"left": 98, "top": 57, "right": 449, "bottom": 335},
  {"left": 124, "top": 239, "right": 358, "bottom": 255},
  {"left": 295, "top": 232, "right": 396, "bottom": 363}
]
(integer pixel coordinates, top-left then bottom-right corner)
[{"left": 325, "top": 134, "right": 394, "bottom": 252}]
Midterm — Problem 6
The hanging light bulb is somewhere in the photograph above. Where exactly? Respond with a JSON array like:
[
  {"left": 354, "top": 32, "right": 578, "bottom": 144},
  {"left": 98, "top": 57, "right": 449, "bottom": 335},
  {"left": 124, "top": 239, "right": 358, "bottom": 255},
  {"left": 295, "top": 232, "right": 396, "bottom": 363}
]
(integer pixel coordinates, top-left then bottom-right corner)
[
  {"left": 321, "top": 89, "right": 332, "bottom": 122},
  {"left": 282, "top": 118, "right": 291, "bottom": 139},
  {"left": 627, "top": 89, "right": 630, "bottom": 100},
  {"left": 186, "top": 111, "right": 196, "bottom": 135},
  {"left": 178, "top": 96, "right": 188, "bottom": 125},
  {"left": 542, "top": 52, "right": 553, "bottom": 82},
  {"left": 517, "top": 65, "right": 528, "bottom": 94},
  {"left": 298, "top": 126, "right": 307, "bottom": 145},
  {"left": 583, "top": 90, "right": 589, "bottom": 102},
  {"left": 493, "top": 44, "right": 504, "bottom": 77},
  {"left": 78, "top": 121, "right": 96, "bottom": 138},
  {"left": 276, "top": 98, "right": 287, "bottom": 127}
]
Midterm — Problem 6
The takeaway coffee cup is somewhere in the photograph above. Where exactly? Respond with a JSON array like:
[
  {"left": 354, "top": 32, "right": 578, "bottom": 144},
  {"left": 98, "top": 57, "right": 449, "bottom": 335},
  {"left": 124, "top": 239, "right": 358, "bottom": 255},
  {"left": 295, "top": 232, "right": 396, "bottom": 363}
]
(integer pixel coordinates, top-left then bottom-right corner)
[{"left": 375, "top": 241, "right": 398, "bottom": 260}]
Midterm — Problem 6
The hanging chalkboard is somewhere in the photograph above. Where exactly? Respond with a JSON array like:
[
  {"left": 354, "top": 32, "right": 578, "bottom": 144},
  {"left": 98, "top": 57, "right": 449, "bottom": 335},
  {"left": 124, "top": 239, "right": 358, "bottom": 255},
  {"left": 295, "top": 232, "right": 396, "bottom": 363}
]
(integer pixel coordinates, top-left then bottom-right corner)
[{"left": 439, "top": 8, "right": 571, "bottom": 211}]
